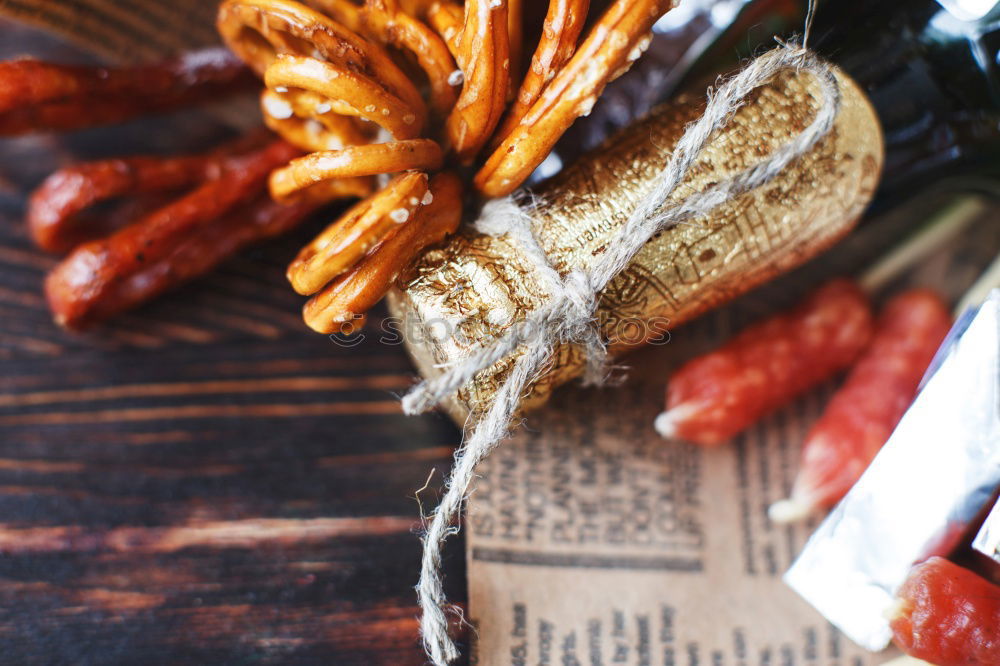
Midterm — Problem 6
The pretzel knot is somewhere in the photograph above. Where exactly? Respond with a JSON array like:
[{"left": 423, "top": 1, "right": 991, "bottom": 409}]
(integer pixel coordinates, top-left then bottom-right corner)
[{"left": 218, "top": 0, "right": 678, "bottom": 333}]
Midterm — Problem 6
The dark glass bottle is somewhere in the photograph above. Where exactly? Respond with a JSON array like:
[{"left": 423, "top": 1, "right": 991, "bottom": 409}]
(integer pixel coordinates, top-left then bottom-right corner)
[
  {"left": 808, "top": 0, "right": 1000, "bottom": 205},
  {"left": 550, "top": 0, "right": 1000, "bottom": 209}
]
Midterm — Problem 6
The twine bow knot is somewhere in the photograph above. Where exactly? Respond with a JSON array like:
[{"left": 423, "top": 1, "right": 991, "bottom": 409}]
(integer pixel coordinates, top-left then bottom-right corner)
[{"left": 403, "top": 43, "right": 842, "bottom": 665}]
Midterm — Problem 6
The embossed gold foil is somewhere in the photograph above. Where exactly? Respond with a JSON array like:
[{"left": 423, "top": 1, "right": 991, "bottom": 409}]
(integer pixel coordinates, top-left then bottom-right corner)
[{"left": 388, "top": 65, "right": 884, "bottom": 423}]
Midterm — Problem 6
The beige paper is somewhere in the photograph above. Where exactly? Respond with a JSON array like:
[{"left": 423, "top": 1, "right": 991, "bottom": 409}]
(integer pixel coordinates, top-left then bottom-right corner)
[
  {"left": 467, "top": 377, "right": 898, "bottom": 666},
  {"left": 462, "top": 192, "right": 1000, "bottom": 666}
]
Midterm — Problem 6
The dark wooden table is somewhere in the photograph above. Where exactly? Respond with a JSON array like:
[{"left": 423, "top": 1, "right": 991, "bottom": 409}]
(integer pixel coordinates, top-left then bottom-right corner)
[
  {"left": 0, "top": 19, "right": 466, "bottom": 665},
  {"left": 4, "top": 15, "right": 1000, "bottom": 666}
]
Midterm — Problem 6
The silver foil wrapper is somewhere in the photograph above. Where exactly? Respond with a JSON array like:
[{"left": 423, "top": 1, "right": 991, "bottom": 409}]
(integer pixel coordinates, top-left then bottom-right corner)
[
  {"left": 973, "top": 495, "right": 1000, "bottom": 564},
  {"left": 785, "top": 289, "right": 1000, "bottom": 651}
]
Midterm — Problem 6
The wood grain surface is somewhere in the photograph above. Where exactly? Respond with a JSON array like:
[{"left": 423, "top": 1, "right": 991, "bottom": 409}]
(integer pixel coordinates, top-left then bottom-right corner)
[
  {"left": 0, "top": 19, "right": 467, "bottom": 665},
  {"left": 0, "top": 0, "right": 220, "bottom": 62},
  {"left": 4, "top": 14, "right": 1000, "bottom": 666}
]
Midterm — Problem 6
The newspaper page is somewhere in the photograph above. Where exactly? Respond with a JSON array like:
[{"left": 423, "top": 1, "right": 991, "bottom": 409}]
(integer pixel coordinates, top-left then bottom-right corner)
[
  {"left": 466, "top": 196, "right": 1000, "bottom": 666},
  {"left": 466, "top": 378, "right": 889, "bottom": 666}
]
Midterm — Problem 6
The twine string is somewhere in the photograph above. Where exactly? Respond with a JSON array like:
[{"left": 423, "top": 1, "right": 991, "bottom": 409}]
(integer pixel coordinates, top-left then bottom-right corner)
[{"left": 404, "top": 44, "right": 842, "bottom": 665}]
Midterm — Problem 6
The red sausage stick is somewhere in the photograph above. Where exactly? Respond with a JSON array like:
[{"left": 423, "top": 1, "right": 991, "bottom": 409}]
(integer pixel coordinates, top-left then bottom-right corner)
[
  {"left": 889, "top": 557, "right": 1000, "bottom": 666},
  {"left": 28, "top": 130, "right": 274, "bottom": 253},
  {"left": 44, "top": 139, "right": 310, "bottom": 329},
  {"left": 769, "top": 289, "right": 952, "bottom": 523},
  {"left": 653, "top": 279, "right": 875, "bottom": 446},
  {"left": 0, "top": 48, "right": 257, "bottom": 135},
  {"left": 654, "top": 199, "right": 983, "bottom": 449},
  {"left": 51, "top": 194, "right": 318, "bottom": 327}
]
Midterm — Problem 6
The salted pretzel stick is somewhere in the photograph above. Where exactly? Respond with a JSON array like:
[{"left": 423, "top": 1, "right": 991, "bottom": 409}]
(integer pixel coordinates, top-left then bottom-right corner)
[
  {"left": 220, "top": 0, "right": 462, "bottom": 326},
  {"left": 217, "top": 0, "right": 426, "bottom": 128},
  {"left": 506, "top": 0, "right": 523, "bottom": 97},
  {"left": 425, "top": 0, "right": 465, "bottom": 56},
  {"left": 493, "top": 0, "right": 590, "bottom": 145},
  {"left": 50, "top": 194, "right": 318, "bottom": 328},
  {"left": 304, "top": 0, "right": 366, "bottom": 31},
  {"left": 221, "top": 0, "right": 445, "bottom": 225},
  {"left": 287, "top": 171, "right": 431, "bottom": 294},
  {"left": 0, "top": 48, "right": 256, "bottom": 135},
  {"left": 261, "top": 50, "right": 432, "bottom": 204},
  {"left": 44, "top": 140, "right": 301, "bottom": 329},
  {"left": 264, "top": 54, "right": 423, "bottom": 140},
  {"left": 445, "top": 0, "right": 511, "bottom": 164},
  {"left": 362, "top": 0, "right": 460, "bottom": 116},
  {"left": 28, "top": 131, "right": 276, "bottom": 253},
  {"left": 476, "top": 0, "right": 676, "bottom": 197},
  {"left": 303, "top": 171, "right": 462, "bottom": 332},
  {"left": 270, "top": 138, "right": 443, "bottom": 203},
  {"left": 260, "top": 89, "right": 375, "bottom": 152}
]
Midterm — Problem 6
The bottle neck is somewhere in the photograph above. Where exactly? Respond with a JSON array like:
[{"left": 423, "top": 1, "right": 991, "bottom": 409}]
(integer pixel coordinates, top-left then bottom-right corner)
[
  {"left": 936, "top": 0, "right": 1000, "bottom": 22},
  {"left": 811, "top": 0, "right": 1000, "bottom": 201}
]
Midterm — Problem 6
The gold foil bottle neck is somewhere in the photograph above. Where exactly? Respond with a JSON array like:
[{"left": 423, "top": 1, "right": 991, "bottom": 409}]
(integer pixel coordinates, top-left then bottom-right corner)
[{"left": 388, "top": 63, "right": 884, "bottom": 424}]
